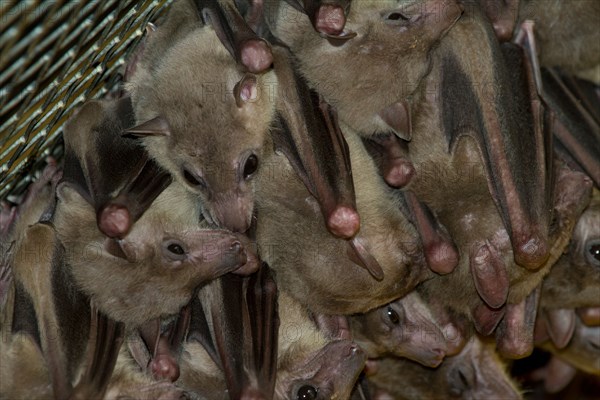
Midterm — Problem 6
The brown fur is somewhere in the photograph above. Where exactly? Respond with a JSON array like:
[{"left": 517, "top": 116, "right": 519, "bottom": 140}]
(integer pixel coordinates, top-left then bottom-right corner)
[
  {"left": 542, "top": 190, "right": 600, "bottom": 310},
  {"left": 369, "top": 336, "right": 522, "bottom": 399},
  {"left": 519, "top": 0, "right": 600, "bottom": 78},
  {"left": 350, "top": 292, "right": 448, "bottom": 367},
  {"left": 264, "top": 0, "right": 462, "bottom": 136},
  {"left": 52, "top": 182, "right": 249, "bottom": 327},
  {"left": 255, "top": 124, "right": 429, "bottom": 315},
  {"left": 127, "top": 3, "right": 277, "bottom": 231}
]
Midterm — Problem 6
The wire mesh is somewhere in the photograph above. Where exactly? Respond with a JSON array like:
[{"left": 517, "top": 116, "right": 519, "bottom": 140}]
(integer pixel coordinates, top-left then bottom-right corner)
[{"left": 0, "top": 0, "right": 173, "bottom": 200}]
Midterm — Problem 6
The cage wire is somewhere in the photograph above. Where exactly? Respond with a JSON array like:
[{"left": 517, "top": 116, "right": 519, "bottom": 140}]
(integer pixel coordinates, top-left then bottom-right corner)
[{"left": 0, "top": 0, "right": 173, "bottom": 201}]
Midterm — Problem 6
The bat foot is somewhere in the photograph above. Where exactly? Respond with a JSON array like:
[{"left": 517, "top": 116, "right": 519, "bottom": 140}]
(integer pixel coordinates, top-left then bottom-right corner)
[
  {"left": 97, "top": 204, "right": 131, "bottom": 238},
  {"left": 240, "top": 39, "right": 273, "bottom": 73},
  {"left": 327, "top": 206, "right": 360, "bottom": 239},
  {"left": 513, "top": 235, "right": 549, "bottom": 270}
]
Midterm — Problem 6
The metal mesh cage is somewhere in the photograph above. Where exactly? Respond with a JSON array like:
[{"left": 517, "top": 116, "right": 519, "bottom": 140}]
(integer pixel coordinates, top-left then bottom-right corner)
[{"left": 0, "top": 0, "right": 173, "bottom": 200}]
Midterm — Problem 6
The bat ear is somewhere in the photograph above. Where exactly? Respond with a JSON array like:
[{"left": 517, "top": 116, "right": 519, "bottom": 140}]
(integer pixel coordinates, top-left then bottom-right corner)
[
  {"left": 123, "top": 116, "right": 171, "bottom": 138},
  {"left": 234, "top": 74, "right": 258, "bottom": 107},
  {"left": 146, "top": 22, "right": 156, "bottom": 34},
  {"left": 479, "top": 0, "right": 520, "bottom": 42},
  {"left": 104, "top": 238, "right": 141, "bottom": 263},
  {"left": 379, "top": 100, "right": 412, "bottom": 141}
]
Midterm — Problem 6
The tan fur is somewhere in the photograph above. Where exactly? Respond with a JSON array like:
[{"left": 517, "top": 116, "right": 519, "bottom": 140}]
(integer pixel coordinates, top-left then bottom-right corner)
[
  {"left": 265, "top": 0, "right": 461, "bottom": 136},
  {"left": 519, "top": 0, "right": 600, "bottom": 77},
  {"left": 542, "top": 190, "right": 600, "bottom": 309},
  {"left": 127, "top": 3, "right": 277, "bottom": 229},
  {"left": 369, "top": 336, "right": 522, "bottom": 399},
  {"left": 256, "top": 123, "right": 429, "bottom": 315},
  {"left": 51, "top": 181, "right": 246, "bottom": 326}
]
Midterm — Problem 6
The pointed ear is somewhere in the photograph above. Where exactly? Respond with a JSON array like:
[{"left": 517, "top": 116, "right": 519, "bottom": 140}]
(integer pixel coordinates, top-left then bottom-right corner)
[
  {"left": 104, "top": 238, "right": 129, "bottom": 260},
  {"left": 379, "top": 100, "right": 412, "bottom": 141},
  {"left": 234, "top": 74, "right": 258, "bottom": 107},
  {"left": 123, "top": 117, "right": 171, "bottom": 138}
]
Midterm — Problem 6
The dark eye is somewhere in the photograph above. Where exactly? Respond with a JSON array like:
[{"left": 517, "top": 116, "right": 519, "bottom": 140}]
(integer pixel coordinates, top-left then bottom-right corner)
[
  {"left": 586, "top": 240, "right": 600, "bottom": 266},
  {"left": 243, "top": 154, "right": 259, "bottom": 179},
  {"left": 387, "top": 306, "right": 400, "bottom": 325},
  {"left": 168, "top": 243, "right": 185, "bottom": 255},
  {"left": 297, "top": 385, "right": 318, "bottom": 400},
  {"left": 385, "top": 12, "right": 409, "bottom": 21},
  {"left": 183, "top": 168, "right": 207, "bottom": 189}
]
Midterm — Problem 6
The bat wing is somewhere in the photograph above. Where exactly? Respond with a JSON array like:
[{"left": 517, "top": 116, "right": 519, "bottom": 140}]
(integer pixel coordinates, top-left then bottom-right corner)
[
  {"left": 442, "top": 24, "right": 554, "bottom": 270},
  {"left": 192, "top": 0, "right": 273, "bottom": 73},
  {"left": 63, "top": 97, "right": 171, "bottom": 238},
  {"left": 539, "top": 68, "right": 600, "bottom": 187},
  {"left": 271, "top": 44, "right": 360, "bottom": 240},
  {"left": 194, "top": 264, "right": 279, "bottom": 399}
]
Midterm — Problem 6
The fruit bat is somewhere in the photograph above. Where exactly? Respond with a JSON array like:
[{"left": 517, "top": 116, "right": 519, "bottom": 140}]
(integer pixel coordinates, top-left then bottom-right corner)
[
  {"left": 127, "top": 0, "right": 361, "bottom": 240},
  {"left": 178, "top": 290, "right": 366, "bottom": 400},
  {"left": 349, "top": 292, "right": 449, "bottom": 368},
  {"left": 369, "top": 336, "right": 522, "bottom": 400},
  {"left": 534, "top": 190, "right": 600, "bottom": 349},
  {"left": 52, "top": 180, "right": 257, "bottom": 327},
  {"left": 255, "top": 122, "right": 430, "bottom": 315}
]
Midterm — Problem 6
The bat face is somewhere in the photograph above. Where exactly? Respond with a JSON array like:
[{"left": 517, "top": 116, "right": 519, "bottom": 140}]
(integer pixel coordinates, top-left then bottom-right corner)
[
  {"left": 351, "top": 292, "right": 448, "bottom": 367},
  {"left": 128, "top": 26, "right": 277, "bottom": 233},
  {"left": 266, "top": 0, "right": 463, "bottom": 136},
  {"left": 276, "top": 340, "right": 366, "bottom": 400},
  {"left": 370, "top": 336, "right": 521, "bottom": 400},
  {"left": 54, "top": 182, "right": 256, "bottom": 326}
]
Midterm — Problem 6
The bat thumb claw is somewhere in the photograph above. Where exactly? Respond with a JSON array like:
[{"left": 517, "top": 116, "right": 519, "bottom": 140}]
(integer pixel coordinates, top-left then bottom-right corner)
[
  {"left": 97, "top": 204, "right": 131, "bottom": 238},
  {"left": 513, "top": 234, "right": 549, "bottom": 270},
  {"left": 327, "top": 206, "right": 360, "bottom": 239}
]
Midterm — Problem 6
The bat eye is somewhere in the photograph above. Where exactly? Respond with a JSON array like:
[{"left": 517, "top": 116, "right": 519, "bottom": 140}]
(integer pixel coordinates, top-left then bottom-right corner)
[
  {"left": 385, "top": 11, "right": 409, "bottom": 21},
  {"left": 163, "top": 240, "right": 187, "bottom": 261},
  {"left": 387, "top": 306, "right": 400, "bottom": 325},
  {"left": 585, "top": 240, "right": 600, "bottom": 266},
  {"left": 296, "top": 385, "right": 318, "bottom": 400},
  {"left": 183, "top": 168, "right": 207, "bottom": 190},
  {"left": 243, "top": 154, "right": 259, "bottom": 179}
]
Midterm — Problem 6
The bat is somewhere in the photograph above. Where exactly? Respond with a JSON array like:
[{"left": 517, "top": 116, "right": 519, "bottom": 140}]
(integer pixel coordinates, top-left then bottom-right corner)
[
  {"left": 264, "top": 0, "right": 462, "bottom": 185},
  {"left": 128, "top": 0, "right": 362, "bottom": 242},
  {"left": 255, "top": 121, "right": 430, "bottom": 315},
  {"left": 368, "top": 336, "right": 522, "bottom": 400},
  {"left": 122, "top": 0, "right": 281, "bottom": 234},
  {"left": 350, "top": 292, "right": 449, "bottom": 368},
  {"left": 52, "top": 181, "right": 258, "bottom": 327},
  {"left": 177, "top": 290, "right": 366, "bottom": 399}
]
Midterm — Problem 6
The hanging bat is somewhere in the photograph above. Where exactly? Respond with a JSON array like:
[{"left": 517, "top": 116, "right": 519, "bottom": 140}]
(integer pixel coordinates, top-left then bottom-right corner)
[
  {"left": 263, "top": 0, "right": 462, "bottom": 185},
  {"left": 368, "top": 336, "right": 522, "bottom": 400},
  {"left": 178, "top": 290, "right": 366, "bottom": 399},
  {"left": 127, "top": 0, "right": 362, "bottom": 241},
  {"left": 255, "top": 122, "right": 430, "bottom": 315},
  {"left": 349, "top": 292, "right": 449, "bottom": 368},
  {"left": 52, "top": 180, "right": 258, "bottom": 327}
]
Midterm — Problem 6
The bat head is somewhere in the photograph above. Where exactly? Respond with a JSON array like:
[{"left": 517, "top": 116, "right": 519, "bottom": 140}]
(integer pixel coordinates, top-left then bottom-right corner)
[
  {"left": 276, "top": 340, "right": 366, "bottom": 400},
  {"left": 441, "top": 337, "right": 521, "bottom": 399},
  {"left": 55, "top": 182, "right": 256, "bottom": 326},
  {"left": 266, "top": 0, "right": 463, "bottom": 136},
  {"left": 127, "top": 27, "right": 277, "bottom": 233},
  {"left": 352, "top": 292, "right": 448, "bottom": 367}
]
